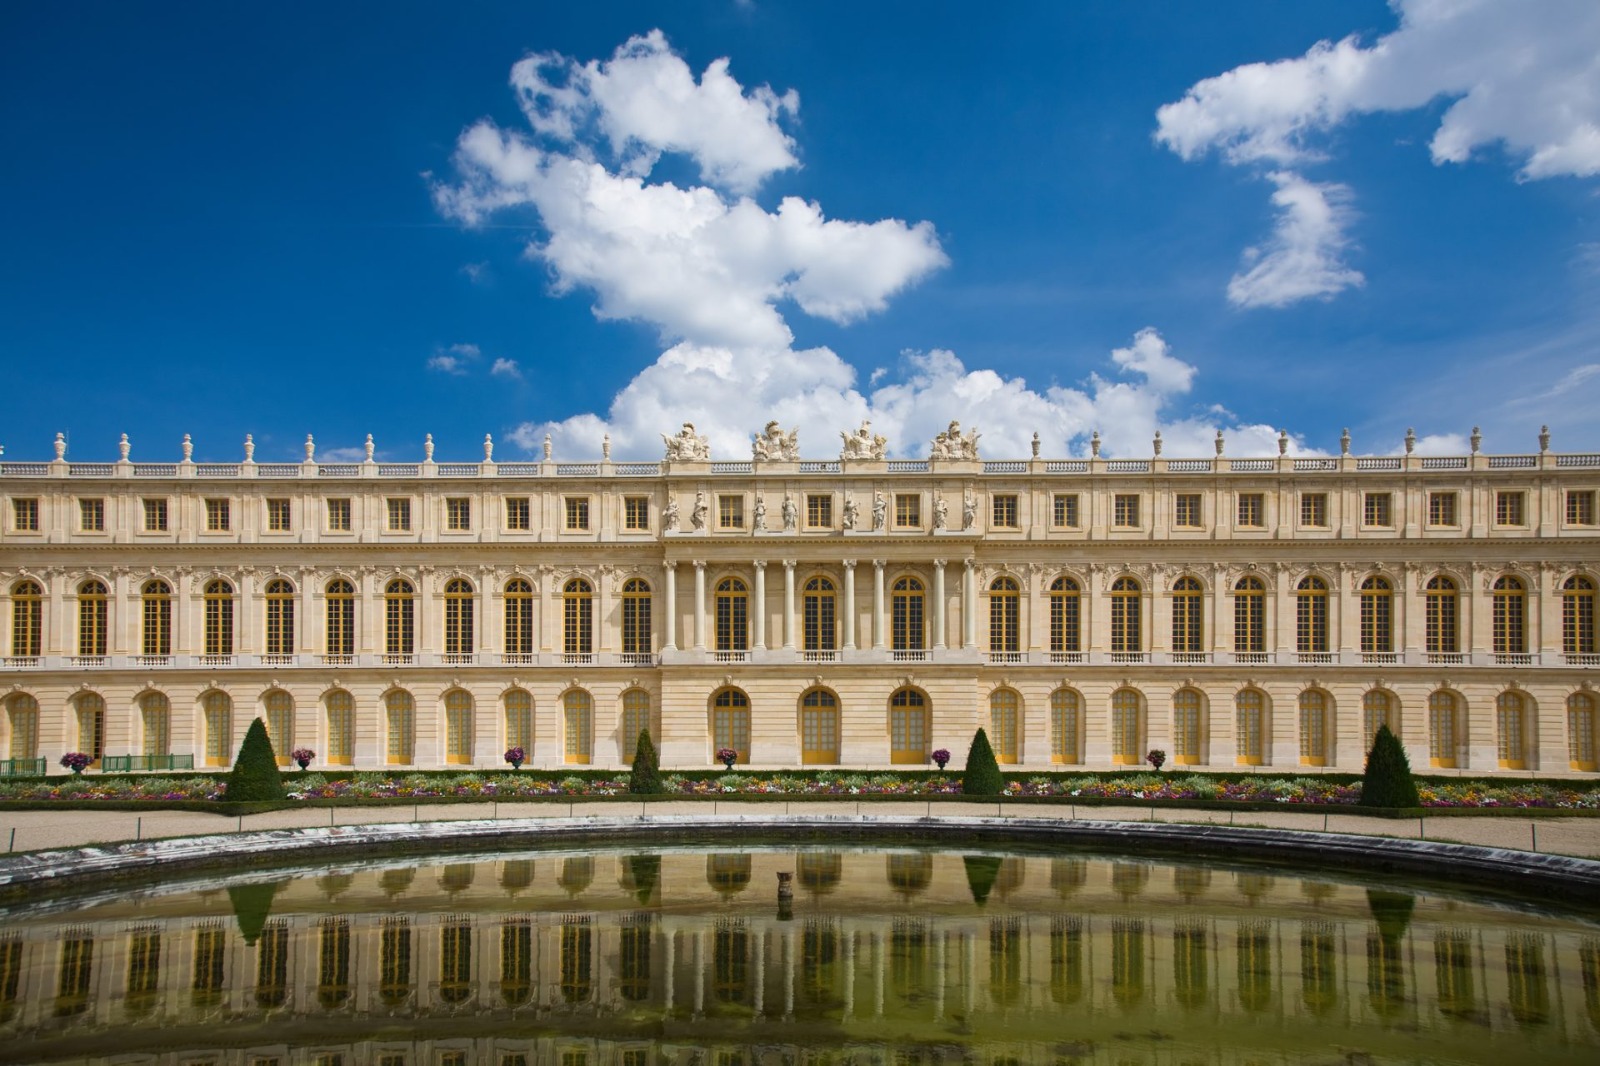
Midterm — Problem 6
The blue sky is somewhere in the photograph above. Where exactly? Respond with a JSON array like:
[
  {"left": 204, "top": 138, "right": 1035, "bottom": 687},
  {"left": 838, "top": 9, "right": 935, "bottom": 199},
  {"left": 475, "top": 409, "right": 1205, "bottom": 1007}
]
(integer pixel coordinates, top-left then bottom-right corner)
[{"left": 3, "top": 1, "right": 1598, "bottom": 462}]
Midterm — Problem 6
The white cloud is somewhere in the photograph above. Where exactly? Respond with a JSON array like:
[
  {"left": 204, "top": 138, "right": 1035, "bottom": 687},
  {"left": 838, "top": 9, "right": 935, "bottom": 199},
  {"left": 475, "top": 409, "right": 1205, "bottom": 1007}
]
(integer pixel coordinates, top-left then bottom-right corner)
[
  {"left": 1227, "top": 171, "right": 1364, "bottom": 308},
  {"left": 317, "top": 445, "right": 370, "bottom": 463},
  {"left": 490, "top": 357, "right": 523, "bottom": 379},
  {"left": 428, "top": 342, "right": 481, "bottom": 375},
  {"left": 460, "top": 261, "right": 489, "bottom": 283}
]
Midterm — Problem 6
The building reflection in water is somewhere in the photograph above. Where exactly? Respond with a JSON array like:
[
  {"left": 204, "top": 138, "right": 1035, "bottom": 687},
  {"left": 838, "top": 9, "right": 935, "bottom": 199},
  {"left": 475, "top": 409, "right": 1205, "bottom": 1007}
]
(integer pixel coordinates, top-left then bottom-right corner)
[{"left": 0, "top": 848, "right": 1596, "bottom": 1065}]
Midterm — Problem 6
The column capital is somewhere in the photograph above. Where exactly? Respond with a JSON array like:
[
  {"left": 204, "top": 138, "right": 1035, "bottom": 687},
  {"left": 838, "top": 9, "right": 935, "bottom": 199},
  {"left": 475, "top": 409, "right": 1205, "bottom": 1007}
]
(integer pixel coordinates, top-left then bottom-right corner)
[
  {"left": 693, "top": 559, "right": 706, "bottom": 572},
  {"left": 873, "top": 559, "right": 885, "bottom": 571},
  {"left": 842, "top": 559, "right": 857, "bottom": 571},
  {"left": 783, "top": 558, "right": 797, "bottom": 570},
  {"left": 933, "top": 558, "right": 947, "bottom": 570},
  {"left": 753, "top": 559, "right": 767, "bottom": 572}
]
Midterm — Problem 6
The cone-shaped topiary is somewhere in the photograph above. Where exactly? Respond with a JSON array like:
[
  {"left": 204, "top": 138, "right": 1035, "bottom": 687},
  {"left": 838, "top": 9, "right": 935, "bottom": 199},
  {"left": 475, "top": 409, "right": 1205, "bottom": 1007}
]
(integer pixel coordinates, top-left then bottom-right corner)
[
  {"left": 225, "top": 717, "right": 286, "bottom": 803},
  {"left": 228, "top": 880, "right": 285, "bottom": 945},
  {"left": 962, "top": 727, "right": 1004, "bottom": 796},
  {"left": 964, "top": 854, "right": 1002, "bottom": 905},
  {"left": 627, "top": 853, "right": 661, "bottom": 905},
  {"left": 629, "top": 728, "right": 665, "bottom": 795},
  {"left": 1359, "top": 723, "right": 1420, "bottom": 809}
]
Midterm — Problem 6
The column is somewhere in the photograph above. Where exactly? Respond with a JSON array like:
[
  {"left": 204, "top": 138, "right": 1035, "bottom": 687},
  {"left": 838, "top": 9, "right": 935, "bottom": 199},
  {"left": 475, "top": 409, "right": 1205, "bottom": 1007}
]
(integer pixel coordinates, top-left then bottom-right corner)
[
  {"left": 843, "top": 928, "right": 856, "bottom": 1018},
  {"left": 662, "top": 563, "right": 677, "bottom": 651},
  {"left": 752, "top": 929, "right": 766, "bottom": 1016},
  {"left": 873, "top": 930, "right": 884, "bottom": 1016},
  {"left": 664, "top": 928, "right": 676, "bottom": 1011},
  {"left": 784, "top": 927, "right": 796, "bottom": 1018},
  {"left": 693, "top": 561, "right": 707, "bottom": 651},
  {"left": 842, "top": 560, "right": 857, "bottom": 650},
  {"left": 963, "top": 559, "right": 978, "bottom": 649},
  {"left": 782, "top": 560, "right": 796, "bottom": 650},
  {"left": 934, "top": 929, "right": 946, "bottom": 1020},
  {"left": 693, "top": 929, "right": 706, "bottom": 1017},
  {"left": 872, "top": 560, "right": 886, "bottom": 650},
  {"left": 933, "top": 560, "right": 947, "bottom": 650},
  {"left": 752, "top": 561, "right": 767, "bottom": 650}
]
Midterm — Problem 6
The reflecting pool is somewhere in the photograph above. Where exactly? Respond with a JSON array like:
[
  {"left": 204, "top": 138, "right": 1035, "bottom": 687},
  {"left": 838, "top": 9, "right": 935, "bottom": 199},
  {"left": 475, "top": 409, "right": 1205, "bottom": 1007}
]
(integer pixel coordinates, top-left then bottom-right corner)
[{"left": 3, "top": 846, "right": 1598, "bottom": 1065}]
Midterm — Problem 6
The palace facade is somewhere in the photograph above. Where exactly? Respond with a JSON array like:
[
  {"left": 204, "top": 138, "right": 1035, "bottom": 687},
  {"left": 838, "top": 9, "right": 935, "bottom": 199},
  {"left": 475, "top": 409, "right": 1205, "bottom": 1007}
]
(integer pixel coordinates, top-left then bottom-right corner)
[{"left": 2, "top": 425, "right": 1598, "bottom": 775}]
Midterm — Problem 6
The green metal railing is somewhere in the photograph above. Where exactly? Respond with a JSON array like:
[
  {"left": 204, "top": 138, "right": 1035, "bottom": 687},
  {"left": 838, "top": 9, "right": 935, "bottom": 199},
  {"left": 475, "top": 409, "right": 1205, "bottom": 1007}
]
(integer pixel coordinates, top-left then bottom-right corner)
[
  {"left": 99, "top": 754, "right": 196, "bottom": 773},
  {"left": 0, "top": 757, "right": 47, "bottom": 777}
]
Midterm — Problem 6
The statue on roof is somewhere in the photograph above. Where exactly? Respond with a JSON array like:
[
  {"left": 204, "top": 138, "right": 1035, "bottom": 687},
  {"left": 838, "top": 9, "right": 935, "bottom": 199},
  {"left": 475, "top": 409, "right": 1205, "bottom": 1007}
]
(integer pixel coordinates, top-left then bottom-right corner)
[
  {"left": 662, "top": 422, "right": 711, "bottom": 462},
  {"left": 930, "top": 420, "right": 981, "bottom": 461},
  {"left": 752, "top": 420, "right": 799, "bottom": 462},
  {"left": 840, "top": 420, "right": 888, "bottom": 460}
]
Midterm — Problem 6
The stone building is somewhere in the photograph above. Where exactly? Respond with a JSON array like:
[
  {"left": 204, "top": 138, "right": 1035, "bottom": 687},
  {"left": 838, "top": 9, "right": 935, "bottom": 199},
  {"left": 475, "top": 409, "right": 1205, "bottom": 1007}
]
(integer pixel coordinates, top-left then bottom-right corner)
[{"left": 1, "top": 423, "right": 1597, "bottom": 775}]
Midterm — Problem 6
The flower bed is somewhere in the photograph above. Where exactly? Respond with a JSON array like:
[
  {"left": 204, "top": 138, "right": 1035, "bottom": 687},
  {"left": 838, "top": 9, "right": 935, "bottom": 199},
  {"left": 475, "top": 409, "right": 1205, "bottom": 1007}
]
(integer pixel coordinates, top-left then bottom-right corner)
[{"left": 0, "top": 770, "right": 1594, "bottom": 809}]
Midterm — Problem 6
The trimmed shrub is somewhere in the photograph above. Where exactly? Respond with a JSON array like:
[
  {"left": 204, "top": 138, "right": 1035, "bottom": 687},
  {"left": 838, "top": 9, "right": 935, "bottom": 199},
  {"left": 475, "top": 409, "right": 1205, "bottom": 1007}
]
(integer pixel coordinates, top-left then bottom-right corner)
[
  {"left": 1360, "top": 724, "right": 1420, "bottom": 809},
  {"left": 962, "top": 728, "right": 1004, "bottom": 796},
  {"left": 225, "top": 718, "right": 286, "bottom": 803},
  {"left": 228, "top": 880, "right": 284, "bottom": 945},
  {"left": 964, "top": 854, "right": 1002, "bottom": 905},
  {"left": 629, "top": 729, "right": 665, "bottom": 795}
]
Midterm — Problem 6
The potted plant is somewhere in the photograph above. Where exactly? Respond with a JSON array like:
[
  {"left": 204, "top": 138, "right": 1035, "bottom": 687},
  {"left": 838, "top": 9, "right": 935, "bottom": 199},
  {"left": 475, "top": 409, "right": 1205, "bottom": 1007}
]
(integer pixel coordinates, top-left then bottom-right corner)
[
  {"left": 60, "top": 752, "right": 92, "bottom": 775},
  {"left": 715, "top": 747, "right": 739, "bottom": 770},
  {"left": 504, "top": 746, "right": 526, "bottom": 770},
  {"left": 291, "top": 748, "right": 316, "bottom": 771},
  {"left": 931, "top": 748, "right": 951, "bottom": 771},
  {"left": 1146, "top": 748, "right": 1167, "bottom": 772}
]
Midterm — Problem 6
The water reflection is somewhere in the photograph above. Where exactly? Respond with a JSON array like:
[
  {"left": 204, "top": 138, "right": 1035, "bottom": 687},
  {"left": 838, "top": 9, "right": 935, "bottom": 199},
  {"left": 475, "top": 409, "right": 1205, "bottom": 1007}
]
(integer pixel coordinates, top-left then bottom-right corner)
[{"left": 2, "top": 848, "right": 1597, "bottom": 1065}]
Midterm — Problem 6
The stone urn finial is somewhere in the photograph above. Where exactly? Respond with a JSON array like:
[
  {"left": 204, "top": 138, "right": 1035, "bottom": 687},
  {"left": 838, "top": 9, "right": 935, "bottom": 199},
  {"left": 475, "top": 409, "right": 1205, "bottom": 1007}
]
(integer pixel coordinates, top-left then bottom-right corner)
[
  {"left": 1404, "top": 427, "right": 1416, "bottom": 455},
  {"left": 1470, "top": 426, "right": 1481, "bottom": 454},
  {"left": 603, "top": 434, "right": 612, "bottom": 461},
  {"left": 543, "top": 434, "right": 553, "bottom": 461},
  {"left": 484, "top": 433, "right": 494, "bottom": 461},
  {"left": 364, "top": 434, "right": 375, "bottom": 462},
  {"left": 1214, "top": 429, "right": 1224, "bottom": 456},
  {"left": 1090, "top": 430, "right": 1101, "bottom": 458},
  {"left": 243, "top": 434, "right": 255, "bottom": 462},
  {"left": 1277, "top": 429, "right": 1289, "bottom": 456},
  {"left": 423, "top": 434, "right": 434, "bottom": 462},
  {"left": 1340, "top": 428, "right": 1350, "bottom": 456},
  {"left": 305, "top": 434, "right": 316, "bottom": 462},
  {"left": 118, "top": 433, "right": 131, "bottom": 461},
  {"left": 1152, "top": 430, "right": 1162, "bottom": 456},
  {"left": 54, "top": 432, "right": 67, "bottom": 460},
  {"left": 1031, "top": 431, "right": 1040, "bottom": 458},
  {"left": 1539, "top": 425, "right": 1550, "bottom": 453}
]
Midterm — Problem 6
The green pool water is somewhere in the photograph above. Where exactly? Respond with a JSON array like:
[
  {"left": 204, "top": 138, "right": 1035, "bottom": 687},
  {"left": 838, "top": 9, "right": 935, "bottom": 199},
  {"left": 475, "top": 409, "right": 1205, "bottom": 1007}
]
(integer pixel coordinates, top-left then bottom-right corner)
[{"left": 2, "top": 845, "right": 1597, "bottom": 1065}]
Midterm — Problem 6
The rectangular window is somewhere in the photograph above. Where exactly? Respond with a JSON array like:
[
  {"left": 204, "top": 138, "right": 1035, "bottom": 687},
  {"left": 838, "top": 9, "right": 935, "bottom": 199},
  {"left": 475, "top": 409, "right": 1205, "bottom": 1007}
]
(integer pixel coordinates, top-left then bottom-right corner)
[
  {"left": 326, "top": 498, "right": 351, "bottom": 532},
  {"left": 1428, "top": 491, "right": 1459, "bottom": 526},
  {"left": 1113, "top": 494, "right": 1140, "bottom": 528},
  {"left": 1173, "top": 494, "right": 1202, "bottom": 528},
  {"left": 445, "top": 497, "right": 471, "bottom": 531},
  {"left": 506, "top": 496, "right": 531, "bottom": 530},
  {"left": 1495, "top": 490, "right": 1525, "bottom": 526},
  {"left": 1300, "top": 493, "right": 1328, "bottom": 527},
  {"left": 1237, "top": 493, "right": 1264, "bottom": 528},
  {"left": 564, "top": 497, "right": 590, "bottom": 531},
  {"left": 11, "top": 498, "right": 38, "bottom": 532},
  {"left": 806, "top": 494, "right": 833, "bottom": 527},
  {"left": 1052, "top": 493, "right": 1080, "bottom": 528},
  {"left": 205, "top": 498, "right": 230, "bottom": 531},
  {"left": 1363, "top": 492, "right": 1392, "bottom": 527},
  {"left": 79, "top": 498, "right": 104, "bottom": 531},
  {"left": 991, "top": 494, "right": 1019, "bottom": 528},
  {"left": 386, "top": 498, "right": 411, "bottom": 532},
  {"left": 718, "top": 495, "right": 743, "bottom": 529},
  {"left": 623, "top": 496, "right": 649, "bottom": 530},
  {"left": 266, "top": 498, "right": 291, "bottom": 532},
  {"left": 142, "top": 498, "right": 168, "bottom": 532},
  {"left": 894, "top": 493, "right": 921, "bottom": 527},
  {"left": 1567, "top": 490, "right": 1596, "bottom": 526}
]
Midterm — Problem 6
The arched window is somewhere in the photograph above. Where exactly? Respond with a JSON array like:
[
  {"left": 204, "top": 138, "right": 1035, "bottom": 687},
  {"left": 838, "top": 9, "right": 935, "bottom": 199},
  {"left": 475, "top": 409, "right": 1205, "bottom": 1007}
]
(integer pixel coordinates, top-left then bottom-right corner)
[
  {"left": 1295, "top": 577, "right": 1328, "bottom": 654},
  {"left": 889, "top": 688, "right": 928, "bottom": 764},
  {"left": 141, "top": 580, "right": 172, "bottom": 657},
  {"left": 1171, "top": 578, "right": 1203, "bottom": 654},
  {"left": 140, "top": 688, "right": 169, "bottom": 755},
  {"left": 444, "top": 578, "right": 474, "bottom": 658},
  {"left": 563, "top": 689, "right": 592, "bottom": 764},
  {"left": 77, "top": 579, "right": 108, "bottom": 658},
  {"left": 1173, "top": 688, "right": 1202, "bottom": 765},
  {"left": 504, "top": 689, "right": 532, "bottom": 756},
  {"left": 264, "top": 690, "right": 293, "bottom": 764},
  {"left": 1234, "top": 576, "right": 1265, "bottom": 654},
  {"left": 714, "top": 577, "right": 748, "bottom": 652},
  {"left": 711, "top": 688, "right": 750, "bottom": 763},
  {"left": 1111, "top": 688, "right": 1142, "bottom": 765},
  {"left": 258, "top": 579, "right": 294, "bottom": 658},
  {"left": 384, "top": 579, "right": 414, "bottom": 659},
  {"left": 5, "top": 694, "right": 39, "bottom": 761},
  {"left": 803, "top": 576, "right": 837, "bottom": 652},
  {"left": 1496, "top": 691, "right": 1528, "bottom": 769},
  {"left": 1493, "top": 576, "right": 1526, "bottom": 656},
  {"left": 503, "top": 578, "right": 534, "bottom": 659},
  {"left": 1562, "top": 576, "right": 1596, "bottom": 657},
  {"left": 10, "top": 580, "right": 41, "bottom": 659},
  {"left": 562, "top": 578, "right": 593, "bottom": 657},
  {"left": 988, "top": 577, "right": 1020, "bottom": 654},
  {"left": 800, "top": 688, "right": 839, "bottom": 765},
  {"left": 1428, "top": 690, "right": 1460, "bottom": 768},
  {"left": 1568, "top": 693, "right": 1597, "bottom": 771},
  {"left": 1050, "top": 689, "right": 1082, "bottom": 764},
  {"left": 990, "top": 688, "right": 1020, "bottom": 764},
  {"left": 620, "top": 688, "right": 650, "bottom": 760},
  {"left": 325, "top": 579, "right": 355, "bottom": 659},
  {"left": 75, "top": 692, "right": 105, "bottom": 766},
  {"left": 1111, "top": 577, "right": 1141, "bottom": 654},
  {"left": 1359, "top": 577, "right": 1393, "bottom": 654},
  {"left": 203, "top": 579, "right": 234, "bottom": 658},
  {"left": 386, "top": 690, "right": 414, "bottom": 764},
  {"left": 1362, "top": 690, "right": 1395, "bottom": 750},
  {"left": 202, "top": 690, "right": 232, "bottom": 766},
  {"left": 1298, "top": 690, "right": 1328, "bottom": 766},
  {"left": 1049, "top": 577, "right": 1080, "bottom": 654},
  {"left": 621, "top": 578, "right": 652, "bottom": 656},
  {"left": 326, "top": 690, "right": 354, "bottom": 765},
  {"left": 445, "top": 689, "right": 473, "bottom": 765},
  {"left": 892, "top": 576, "right": 925, "bottom": 651},
  {"left": 1426, "top": 577, "right": 1459, "bottom": 655},
  {"left": 1236, "top": 690, "right": 1265, "bottom": 766}
]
